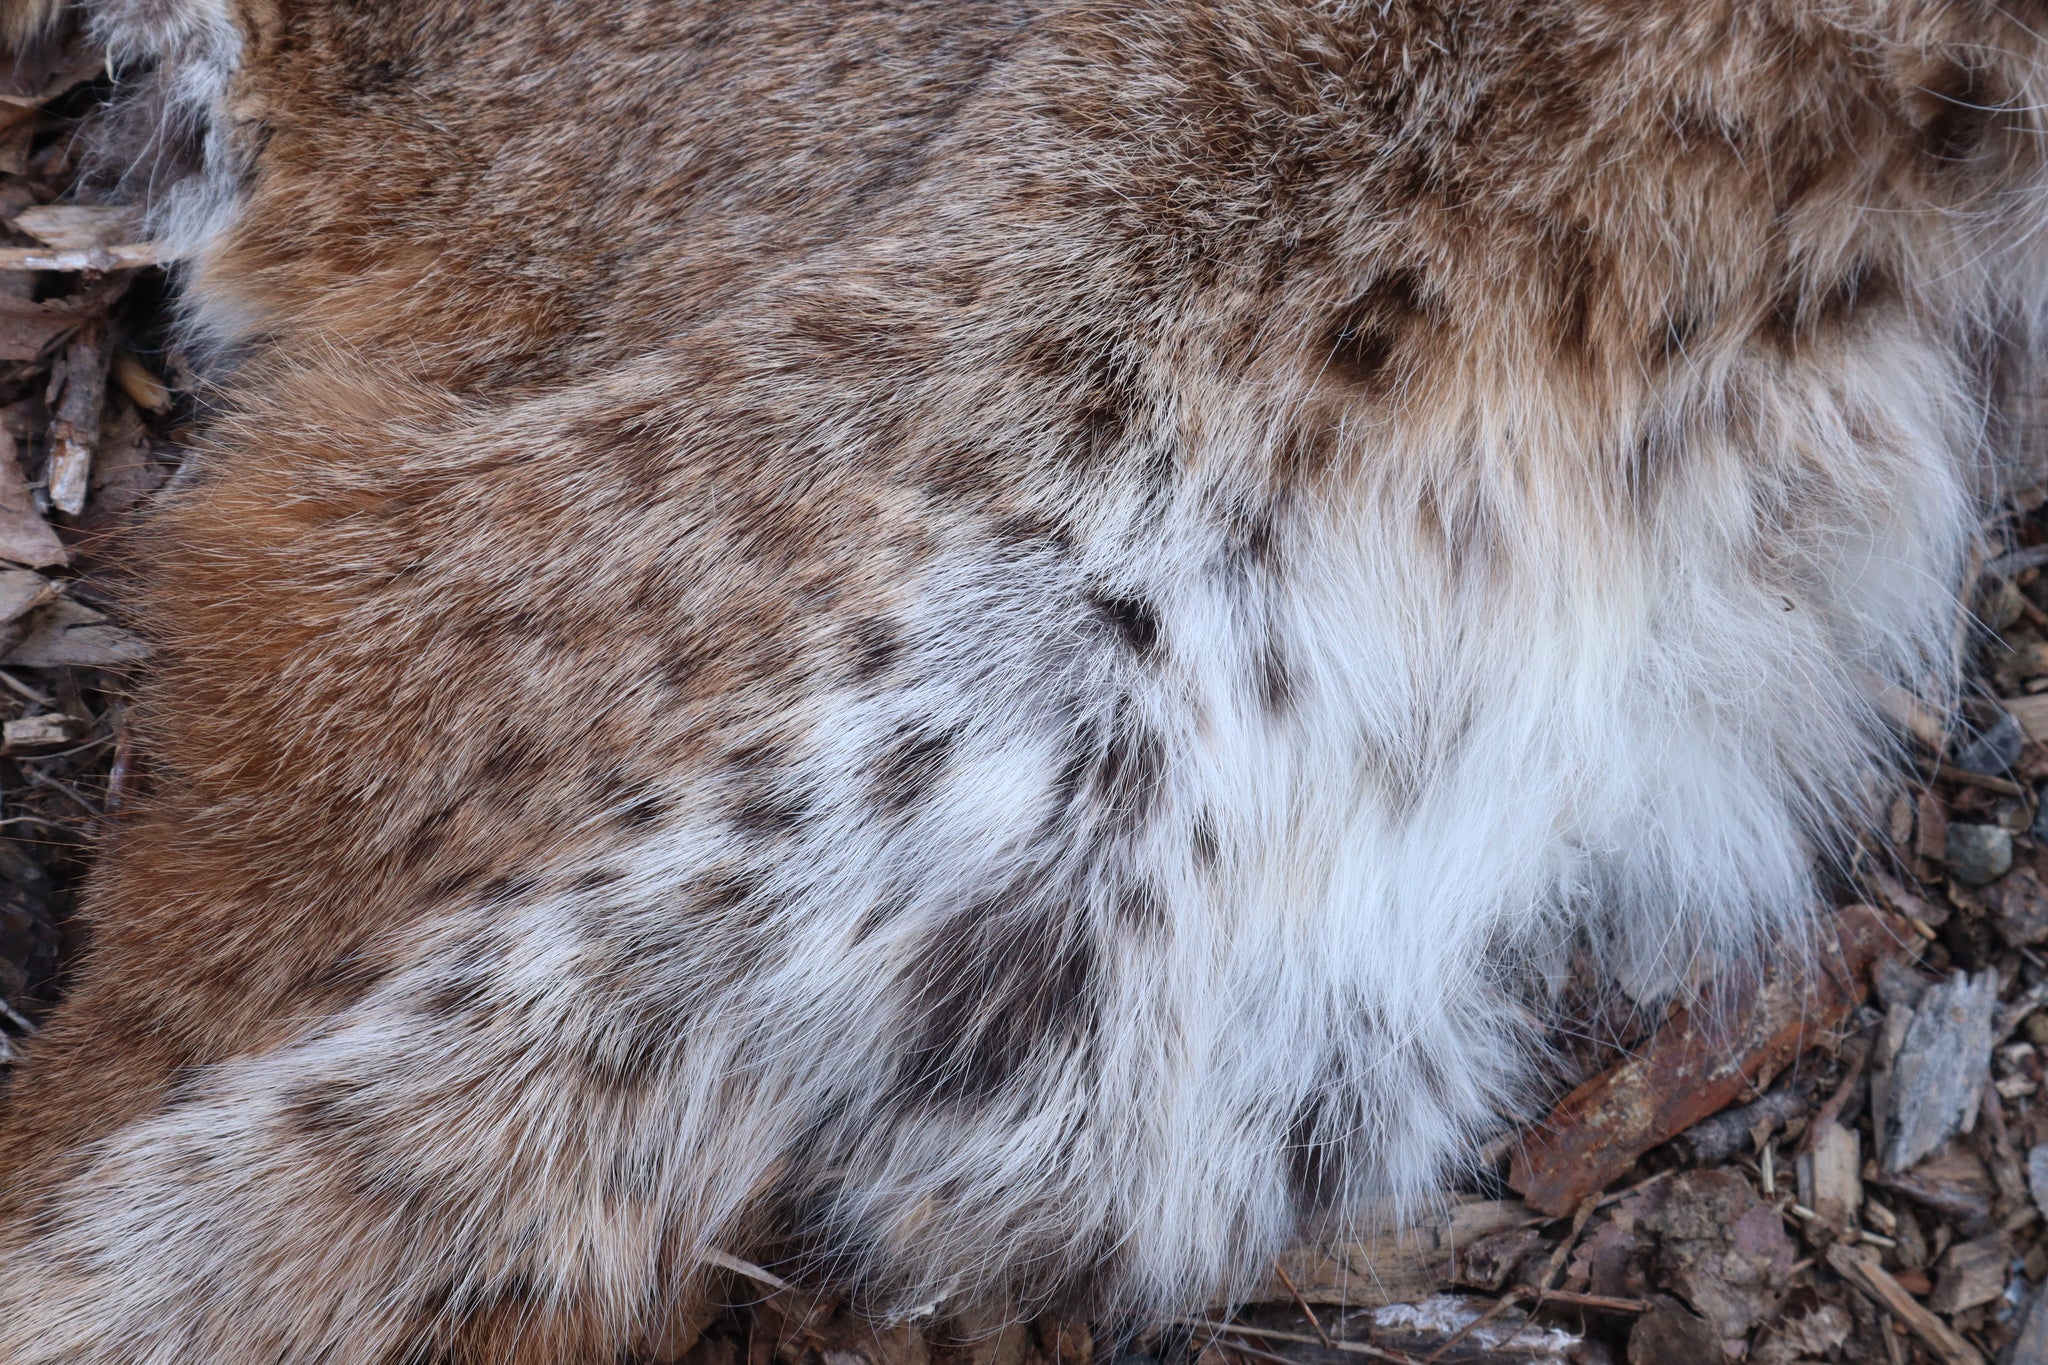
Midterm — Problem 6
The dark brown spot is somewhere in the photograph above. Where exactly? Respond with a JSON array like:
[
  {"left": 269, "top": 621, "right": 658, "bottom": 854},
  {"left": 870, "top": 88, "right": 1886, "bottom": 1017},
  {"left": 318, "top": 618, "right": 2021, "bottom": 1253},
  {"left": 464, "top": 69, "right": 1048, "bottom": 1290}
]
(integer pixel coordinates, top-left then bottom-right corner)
[
  {"left": 395, "top": 805, "right": 458, "bottom": 870},
  {"left": 1287, "top": 1095, "right": 1344, "bottom": 1213},
  {"left": 422, "top": 866, "right": 490, "bottom": 904},
  {"left": 1192, "top": 814, "right": 1220, "bottom": 869},
  {"left": 1653, "top": 309, "right": 1702, "bottom": 366},
  {"left": 570, "top": 867, "right": 626, "bottom": 893},
  {"left": 699, "top": 869, "right": 765, "bottom": 916},
  {"left": 1320, "top": 269, "right": 1426, "bottom": 388},
  {"left": 294, "top": 951, "right": 388, "bottom": 1011},
  {"left": 898, "top": 897, "right": 1098, "bottom": 1105},
  {"left": 874, "top": 727, "right": 955, "bottom": 813},
  {"left": 477, "top": 737, "right": 537, "bottom": 784},
  {"left": 848, "top": 616, "right": 902, "bottom": 681},
  {"left": 474, "top": 873, "right": 541, "bottom": 906},
  {"left": 1763, "top": 260, "right": 1892, "bottom": 351},
  {"left": 283, "top": 1077, "right": 371, "bottom": 1138},
  {"left": 620, "top": 792, "right": 671, "bottom": 828},
  {"left": 1259, "top": 639, "right": 1295, "bottom": 717},
  {"left": 735, "top": 789, "right": 809, "bottom": 836},
  {"left": 1094, "top": 722, "right": 1165, "bottom": 826},
  {"left": 1918, "top": 66, "right": 1996, "bottom": 164},
  {"left": 1092, "top": 590, "right": 1160, "bottom": 660},
  {"left": 1114, "top": 880, "right": 1167, "bottom": 933}
]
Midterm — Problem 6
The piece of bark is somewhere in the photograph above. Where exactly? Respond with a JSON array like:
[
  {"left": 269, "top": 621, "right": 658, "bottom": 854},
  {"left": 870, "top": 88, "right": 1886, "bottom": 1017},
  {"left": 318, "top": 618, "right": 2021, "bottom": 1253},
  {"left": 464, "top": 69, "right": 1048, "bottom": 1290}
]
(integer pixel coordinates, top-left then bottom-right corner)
[
  {"left": 1926, "top": 1235, "right": 2010, "bottom": 1314},
  {"left": 2013, "top": 1279, "right": 2048, "bottom": 1365},
  {"left": 44, "top": 319, "right": 105, "bottom": 516},
  {"left": 2, "top": 597, "right": 145, "bottom": 667},
  {"left": 1259, "top": 1199, "right": 1543, "bottom": 1307},
  {"left": 1825, "top": 1244, "right": 1985, "bottom": 1365},
  {"left": 1886, "top": 971, "right": 1998, "bottom": 1172},
  {"left": 1919, "top": 790, "right": 1951, "bottom": 861},
  {"left": 0, "top": 297, "right": 84, "bottom": 361},
  {"left": 1508, "top": 905, "right": 1899, "bottom": 1215},
  {"left": 0, "top": 426, "right": 64, "bottom": 568},
  {"left": 1984, "top": 865, "right": 2048, "bottom": 947}
]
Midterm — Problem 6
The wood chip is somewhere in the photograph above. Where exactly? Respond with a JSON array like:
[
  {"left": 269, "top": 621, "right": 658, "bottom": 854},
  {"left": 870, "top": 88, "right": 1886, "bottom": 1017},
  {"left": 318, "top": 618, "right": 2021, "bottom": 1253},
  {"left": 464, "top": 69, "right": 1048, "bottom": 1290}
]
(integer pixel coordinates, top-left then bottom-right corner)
[
  {"left": 1, "top": 712, "right": 79, "bottom": 748},
  {"left": 1803, "top": 1120, "right": 1863, "bottom": 1234},
  {"left": 1926, "top": 1235, "right": 2011, "bottom": 1314},
  {"left": 1825, "top": 1243, "right": 1986, "bottom": 1365},
  {"left": 44, "top": 319, "right": 105, "bottom": 516},
  {"left": 1886, "top": 971, "right": 1998, "bottom": 1173},
  {"left": 1507, "top": 905, "right": 1898, "bottom": 1216}
]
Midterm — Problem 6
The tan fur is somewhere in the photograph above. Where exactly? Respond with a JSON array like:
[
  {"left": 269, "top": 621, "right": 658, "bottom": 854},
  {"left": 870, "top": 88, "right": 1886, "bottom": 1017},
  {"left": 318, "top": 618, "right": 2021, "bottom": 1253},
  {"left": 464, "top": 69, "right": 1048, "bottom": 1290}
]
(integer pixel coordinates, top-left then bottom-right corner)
[
  {"left": 1, "top": 1, "right": 2046, "bottom": 1360},
  {"left": 0, "top": 0, "right": 63, "bottom": 46}
]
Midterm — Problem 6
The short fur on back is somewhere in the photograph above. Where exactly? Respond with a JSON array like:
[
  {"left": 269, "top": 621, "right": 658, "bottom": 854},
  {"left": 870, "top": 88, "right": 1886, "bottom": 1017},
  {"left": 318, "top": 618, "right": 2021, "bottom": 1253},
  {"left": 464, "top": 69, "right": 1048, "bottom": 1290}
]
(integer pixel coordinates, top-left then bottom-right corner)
[{"left": 1, "top": 1, "right": 2046, "bottom": 1360}]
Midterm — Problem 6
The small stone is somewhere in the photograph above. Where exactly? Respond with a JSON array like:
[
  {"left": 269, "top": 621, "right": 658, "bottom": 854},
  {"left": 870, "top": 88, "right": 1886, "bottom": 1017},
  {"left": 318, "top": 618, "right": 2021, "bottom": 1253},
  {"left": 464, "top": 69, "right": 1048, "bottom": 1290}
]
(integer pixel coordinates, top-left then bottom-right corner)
[
  {"left": 1955, "top": 709, "right": 2027, "bottom": 774},
  {"left": 1985, "top": 865, "right": 2048, "bottom": 946},
  {"left": 2028, "top": 1013, "right": 2048, "bottom": 1047},
  {"left": 1947, "top": 823, "right": 2015, "bottom": 886},
  {"left": 2030, "top": 1145, "right": 2048, "bottom": 1221}
]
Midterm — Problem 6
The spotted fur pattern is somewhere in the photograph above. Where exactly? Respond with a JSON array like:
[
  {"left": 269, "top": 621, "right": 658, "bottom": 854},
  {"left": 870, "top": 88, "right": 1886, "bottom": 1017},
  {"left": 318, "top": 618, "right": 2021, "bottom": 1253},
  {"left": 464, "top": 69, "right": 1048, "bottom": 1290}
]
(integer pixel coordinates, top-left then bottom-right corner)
[{"left": 0, "top": 1, "right": 2045, "bottom": 1360}]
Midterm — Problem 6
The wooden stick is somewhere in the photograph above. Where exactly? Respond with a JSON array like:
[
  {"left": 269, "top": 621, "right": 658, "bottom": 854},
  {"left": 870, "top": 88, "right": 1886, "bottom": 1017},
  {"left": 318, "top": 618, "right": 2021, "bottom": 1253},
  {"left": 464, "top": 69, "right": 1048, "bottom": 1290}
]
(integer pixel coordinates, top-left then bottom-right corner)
[
  {"left": 1826, "top": 1244, "right": 1985, "bottom": 1365},
  {"left": 0, "top": 242, "right": 175, "bottom": 272},
  {"left": 1271, "top": 1262, "right": 1334, "bottom": 1347},
  {"left": 1177, "top": 1320, "right": 1418, "bottom": 1365}
]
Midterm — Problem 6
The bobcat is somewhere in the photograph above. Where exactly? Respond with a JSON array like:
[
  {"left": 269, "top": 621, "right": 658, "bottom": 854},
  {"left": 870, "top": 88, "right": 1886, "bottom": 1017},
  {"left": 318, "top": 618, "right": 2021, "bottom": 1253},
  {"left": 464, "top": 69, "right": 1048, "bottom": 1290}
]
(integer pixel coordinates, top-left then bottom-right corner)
[{"left": 0, "top": 0, "right": 2042, "bottom": 1360}]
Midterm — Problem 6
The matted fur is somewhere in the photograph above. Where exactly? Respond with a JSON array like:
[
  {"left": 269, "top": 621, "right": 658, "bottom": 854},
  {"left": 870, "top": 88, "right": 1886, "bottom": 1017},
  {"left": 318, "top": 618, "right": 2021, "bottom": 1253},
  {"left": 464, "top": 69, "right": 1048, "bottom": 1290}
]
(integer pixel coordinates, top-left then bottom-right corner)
[{"left": 0, "top": 1, "right": 2045, "bottom": 1360}]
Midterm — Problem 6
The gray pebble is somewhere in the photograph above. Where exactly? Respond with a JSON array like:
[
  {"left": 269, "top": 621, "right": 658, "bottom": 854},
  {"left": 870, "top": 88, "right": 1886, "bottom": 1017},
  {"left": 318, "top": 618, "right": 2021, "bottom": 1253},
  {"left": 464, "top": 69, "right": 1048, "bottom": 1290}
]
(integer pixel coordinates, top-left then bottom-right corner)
[
  {"left": 1954, "top": 710, "right": 2026, "bottom": 775},
  {"left": 1947, "top": 823, "right": 2015, "bottom": 886}
]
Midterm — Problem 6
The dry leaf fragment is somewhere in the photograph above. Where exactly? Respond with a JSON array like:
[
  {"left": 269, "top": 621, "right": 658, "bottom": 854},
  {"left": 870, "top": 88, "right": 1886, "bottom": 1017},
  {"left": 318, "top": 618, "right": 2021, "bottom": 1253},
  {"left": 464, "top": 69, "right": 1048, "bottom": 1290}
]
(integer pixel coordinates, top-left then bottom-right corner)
[
  {"left": 0, "top": 426, "right": 64, "bottom": 568},
  {"left": 2, "top": 597, "right": 145, "bottom": 667},
  {"left": 8, "top": 205, "right": 140, "bottom": 250}
]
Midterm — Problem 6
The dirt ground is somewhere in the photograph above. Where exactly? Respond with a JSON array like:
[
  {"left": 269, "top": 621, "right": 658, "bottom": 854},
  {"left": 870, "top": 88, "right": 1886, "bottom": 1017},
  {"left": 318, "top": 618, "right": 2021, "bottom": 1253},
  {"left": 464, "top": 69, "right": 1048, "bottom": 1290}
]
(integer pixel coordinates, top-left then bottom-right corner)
[{"left": 4, "top": 20, "right": 2048, "bottom": 1365}]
